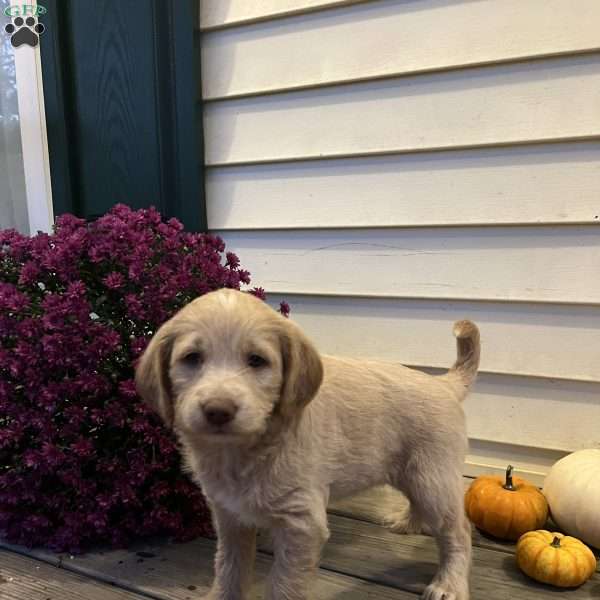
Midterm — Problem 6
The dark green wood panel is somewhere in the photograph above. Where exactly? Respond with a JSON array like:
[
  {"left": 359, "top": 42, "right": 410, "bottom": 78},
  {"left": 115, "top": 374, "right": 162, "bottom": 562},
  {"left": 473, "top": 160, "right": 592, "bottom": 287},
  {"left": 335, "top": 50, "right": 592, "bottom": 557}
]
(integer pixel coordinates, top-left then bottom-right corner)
[
  {"left": 67, "top": 1, "right": 161, "bottom": 214},
  {"left": 38, "top": 0, "right": 74, "bottom": 219},
  {"left": 40, "top": 0, "right": 205, "bottom": 230}
]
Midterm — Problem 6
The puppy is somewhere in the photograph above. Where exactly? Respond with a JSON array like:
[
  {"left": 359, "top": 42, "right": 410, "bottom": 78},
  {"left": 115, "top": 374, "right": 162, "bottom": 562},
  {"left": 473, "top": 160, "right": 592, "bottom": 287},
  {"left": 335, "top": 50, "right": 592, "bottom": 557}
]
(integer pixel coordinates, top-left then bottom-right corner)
[{"left": 136, "top": 288, "right": 480, "bottom": 600}]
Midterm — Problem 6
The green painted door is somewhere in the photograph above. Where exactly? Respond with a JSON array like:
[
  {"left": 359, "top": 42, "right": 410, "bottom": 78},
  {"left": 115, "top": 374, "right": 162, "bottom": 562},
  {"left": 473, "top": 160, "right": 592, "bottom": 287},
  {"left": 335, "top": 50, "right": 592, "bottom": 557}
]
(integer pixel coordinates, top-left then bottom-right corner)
[{"left": 40, "top": 0, "right": 205, "bottom": 230}]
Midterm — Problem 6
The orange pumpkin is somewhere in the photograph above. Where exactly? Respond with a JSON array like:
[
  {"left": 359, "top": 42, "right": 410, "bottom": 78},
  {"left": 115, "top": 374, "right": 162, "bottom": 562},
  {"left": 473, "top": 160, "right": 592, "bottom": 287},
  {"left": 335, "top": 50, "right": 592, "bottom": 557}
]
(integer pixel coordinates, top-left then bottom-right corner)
[{"left": 465, "top": 465, "right": 548, "bottom": 540}]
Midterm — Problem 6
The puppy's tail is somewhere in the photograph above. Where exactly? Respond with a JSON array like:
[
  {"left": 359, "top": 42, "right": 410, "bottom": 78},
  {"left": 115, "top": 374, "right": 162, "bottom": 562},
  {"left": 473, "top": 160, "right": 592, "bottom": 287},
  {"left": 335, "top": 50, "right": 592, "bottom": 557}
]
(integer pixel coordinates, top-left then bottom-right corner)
[{"left": 446, "top": 320, "right": 480, "bottom": 399}]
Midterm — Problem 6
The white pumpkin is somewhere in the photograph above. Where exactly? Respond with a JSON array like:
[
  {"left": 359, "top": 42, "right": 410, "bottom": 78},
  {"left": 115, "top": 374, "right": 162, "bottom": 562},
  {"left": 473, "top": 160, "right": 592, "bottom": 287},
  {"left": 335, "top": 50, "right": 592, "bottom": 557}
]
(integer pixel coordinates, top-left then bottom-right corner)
[{"left": 543, "top": 449, "right": 600, "bottom": 548}]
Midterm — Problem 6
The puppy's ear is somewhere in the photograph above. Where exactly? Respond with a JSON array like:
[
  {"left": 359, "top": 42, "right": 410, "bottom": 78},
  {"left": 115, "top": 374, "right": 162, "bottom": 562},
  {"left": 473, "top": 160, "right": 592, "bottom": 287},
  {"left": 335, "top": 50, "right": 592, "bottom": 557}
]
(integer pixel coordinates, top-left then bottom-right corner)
[
  {"left": 135, "top": 321, "right": 176, "bottom": 428},
  {"left": 279, "top": 319, "right": 323, "bottom": 421}
]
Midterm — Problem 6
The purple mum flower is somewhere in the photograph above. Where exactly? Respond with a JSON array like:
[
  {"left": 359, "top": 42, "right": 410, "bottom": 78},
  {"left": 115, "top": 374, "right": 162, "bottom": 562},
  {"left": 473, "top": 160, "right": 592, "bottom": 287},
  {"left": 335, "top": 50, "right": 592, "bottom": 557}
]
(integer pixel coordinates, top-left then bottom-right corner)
[
  {"left": 279, "top": 301, "right": 290, "bottom": 318},
  {"left": 103, "top": 272, "right": 125, "bottom": 289},
  {"left": 0, "top": 204, "right": 288, "bottom": 553}
]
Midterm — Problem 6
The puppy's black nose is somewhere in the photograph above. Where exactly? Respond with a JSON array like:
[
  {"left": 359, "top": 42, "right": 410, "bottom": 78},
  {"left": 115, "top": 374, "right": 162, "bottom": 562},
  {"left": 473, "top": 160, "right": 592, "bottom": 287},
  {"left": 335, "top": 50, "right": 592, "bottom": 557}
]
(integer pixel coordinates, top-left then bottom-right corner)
[{"left": 203, "top": 400, "right": 237, "bottom": 426}]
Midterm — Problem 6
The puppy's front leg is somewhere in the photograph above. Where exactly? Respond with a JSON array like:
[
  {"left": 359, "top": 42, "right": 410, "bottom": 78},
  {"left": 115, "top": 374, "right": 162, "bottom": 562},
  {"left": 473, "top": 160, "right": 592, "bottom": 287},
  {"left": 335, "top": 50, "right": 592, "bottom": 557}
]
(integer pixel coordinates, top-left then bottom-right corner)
[
  {"left": 267, "top": 503, "right": 329, "bottom": 600},
  {"left": 204, "top": 503, "right": 256, "bottom": 600}
]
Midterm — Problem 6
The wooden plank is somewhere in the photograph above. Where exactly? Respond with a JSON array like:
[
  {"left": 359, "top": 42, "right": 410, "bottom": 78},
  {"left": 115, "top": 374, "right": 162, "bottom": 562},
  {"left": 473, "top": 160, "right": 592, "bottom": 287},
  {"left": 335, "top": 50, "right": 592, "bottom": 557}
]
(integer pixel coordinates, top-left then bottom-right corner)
[
  {"left": 223, "top": 225, "right": 600, "bottom": 304},
  {"left": 265, "top": 294, "right": 600, "bottom": 382},
  {"left": 203, "top": 54, "right": 600, "bottom": 165},
  {"left": 206, "top": 142, "right": 600, "bottom": 229},
  {"left": 0, "top": 549, "right": 144, "bottom": 600},
  {"left": 315, "top": 514, "right": 600, "bottom": 598},
  {"left": 328, "top": 481, "right": 515, "bottom": 555},
  {"left": 201, "top": 0, "right": 600, "bottom": 99},
  {"left": 328, "top": 483, "right": 600, "bottom": 568},
  {"left": 199, "top": 0, "right": 369, "bottom": 31},
  {"left": 6, "top": 522, "right": 598, "bottom": 600},
  {"left": 1, "top": 538, "right": 417, "bottom": 600}
]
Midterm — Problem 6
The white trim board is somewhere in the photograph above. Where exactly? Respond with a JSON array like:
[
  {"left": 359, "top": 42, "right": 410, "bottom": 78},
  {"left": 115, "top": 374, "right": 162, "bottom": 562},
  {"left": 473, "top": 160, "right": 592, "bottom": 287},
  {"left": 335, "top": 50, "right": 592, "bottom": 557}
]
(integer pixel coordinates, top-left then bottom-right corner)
[
  {"left": 11, "top": 0, "right": 54, "bottom": 234},
  {"left": 465, "top": 439, "right": 570, "bottom": 487}
]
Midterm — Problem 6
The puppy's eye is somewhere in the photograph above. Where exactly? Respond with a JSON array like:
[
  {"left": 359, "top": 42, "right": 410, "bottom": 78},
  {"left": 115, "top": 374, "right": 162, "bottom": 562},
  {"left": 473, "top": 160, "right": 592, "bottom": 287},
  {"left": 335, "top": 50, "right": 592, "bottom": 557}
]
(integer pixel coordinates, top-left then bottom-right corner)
[
  {"left": 181, "top": 352, "right": 203, "bottom": 367},
  {"left": 248, "top": 354, "right": 268, "bottom": 369}
]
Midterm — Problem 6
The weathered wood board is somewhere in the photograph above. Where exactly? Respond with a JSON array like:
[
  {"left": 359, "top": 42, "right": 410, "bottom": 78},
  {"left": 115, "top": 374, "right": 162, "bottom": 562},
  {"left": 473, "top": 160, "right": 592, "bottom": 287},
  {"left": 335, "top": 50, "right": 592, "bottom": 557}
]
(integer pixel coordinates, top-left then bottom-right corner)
[{"left": 0, "top": 549, "right": 145, "bottom": 600}]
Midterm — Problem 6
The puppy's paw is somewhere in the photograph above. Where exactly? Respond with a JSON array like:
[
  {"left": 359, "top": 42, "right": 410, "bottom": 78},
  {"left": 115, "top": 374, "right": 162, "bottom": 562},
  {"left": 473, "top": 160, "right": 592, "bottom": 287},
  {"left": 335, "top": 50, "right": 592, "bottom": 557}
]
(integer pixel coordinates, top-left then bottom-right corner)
[
  {"left": 423, "top": 579, "right": 469, "bottom": 600},
  {"left": 422, "top": 583, "right": 457, "bottom": 600},
  {"left": 383, "top": 508, "right": 430, "bottom": 535}
]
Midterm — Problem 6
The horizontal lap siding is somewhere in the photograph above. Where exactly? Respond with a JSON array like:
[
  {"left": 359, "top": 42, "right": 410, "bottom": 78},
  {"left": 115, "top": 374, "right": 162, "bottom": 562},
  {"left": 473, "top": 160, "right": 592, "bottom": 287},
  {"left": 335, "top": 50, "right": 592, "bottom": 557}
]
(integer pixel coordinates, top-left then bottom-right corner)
[
  {"left": 199, "top": 0, "right": 600, "bottom": 477},
  {"left": 202, "top": 0, "right": 600, "bottom": 99},
  {"left": 265, "top": 295, "right": 600, "bottom": 483},
  {"left": 465, "top": 377, "right": 600, "bottom": 455},
  {"left": 206, "top": 142, "right": 600, "bottom": 229},
  {"left": 264, "top": 295, "right": 600, "bottom": 382},
  {"left": 199, "top": 0, "right": 367, "bottom": 30},
  {"left": 203, "top": 55, "right": 600, "bottom": 165},
  {"left": 219, "top": 227, "right": 600, "bottom": 305}
]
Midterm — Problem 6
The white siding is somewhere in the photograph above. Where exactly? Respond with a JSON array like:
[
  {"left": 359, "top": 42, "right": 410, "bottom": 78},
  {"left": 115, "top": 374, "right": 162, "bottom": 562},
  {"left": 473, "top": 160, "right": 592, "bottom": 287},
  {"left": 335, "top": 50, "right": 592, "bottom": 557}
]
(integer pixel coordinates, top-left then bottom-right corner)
[
  {"left": 264, "top": 295, "right": 600, "bottom": 383},
  {"left": 207, "top": 143, "right": 600, "bottom": 229},
  {"left": 199, "top": 0, "right": 600, "bottom": 481},
  {"left": 200, "top": 0, "right": 367, "bottom": 30},
  {"left": 202, "top": 0, "right": 600, "bottom": 99},
  {"left": 204, "top": 55, "right": 600, "bottom": 165},
  {"left": 221, "top": 227, "right": 600, "bottom": 305}
]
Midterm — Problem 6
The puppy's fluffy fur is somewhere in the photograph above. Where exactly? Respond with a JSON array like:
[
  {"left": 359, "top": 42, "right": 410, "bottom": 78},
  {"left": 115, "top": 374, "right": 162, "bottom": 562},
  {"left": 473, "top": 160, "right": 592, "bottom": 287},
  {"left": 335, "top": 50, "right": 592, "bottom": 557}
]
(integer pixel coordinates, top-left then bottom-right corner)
[{"left": 136, "top": 289, "right": 480, "bottom": 600}]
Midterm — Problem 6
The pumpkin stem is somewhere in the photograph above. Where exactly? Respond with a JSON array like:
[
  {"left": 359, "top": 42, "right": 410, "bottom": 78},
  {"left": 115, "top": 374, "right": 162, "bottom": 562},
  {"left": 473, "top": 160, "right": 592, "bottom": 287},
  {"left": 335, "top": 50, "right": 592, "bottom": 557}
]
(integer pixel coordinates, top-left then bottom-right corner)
[
  {"left": 503, "top": 464, "right": 516, "bottom": 491},
  {"left": 551, "top": 536, "right": 561, "bottom": 548}
]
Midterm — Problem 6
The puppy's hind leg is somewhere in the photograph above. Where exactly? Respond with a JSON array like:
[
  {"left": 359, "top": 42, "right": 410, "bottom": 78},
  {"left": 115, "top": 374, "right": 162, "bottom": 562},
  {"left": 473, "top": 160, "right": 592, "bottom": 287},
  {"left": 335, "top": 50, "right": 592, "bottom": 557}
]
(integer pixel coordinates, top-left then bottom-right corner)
[
  {"left": 385, "top": 471, "right": 433, "bottom": 535},
  {"left": 393, "top": 458, "right": 471, "bottom": 600},
  {"left": 383, "top": 503, "right": 432, "bottom": 535},
  {"left": 425, "top": 513, "right": 471, "bottom": 600}
]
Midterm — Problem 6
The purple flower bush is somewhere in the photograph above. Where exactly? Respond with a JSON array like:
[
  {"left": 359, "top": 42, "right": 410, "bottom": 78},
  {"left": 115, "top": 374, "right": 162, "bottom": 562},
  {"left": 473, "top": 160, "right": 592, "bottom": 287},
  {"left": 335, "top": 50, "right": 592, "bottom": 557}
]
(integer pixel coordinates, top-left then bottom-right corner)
[{"left": 0, "top": 205, "right": 288, "bottom": 553}]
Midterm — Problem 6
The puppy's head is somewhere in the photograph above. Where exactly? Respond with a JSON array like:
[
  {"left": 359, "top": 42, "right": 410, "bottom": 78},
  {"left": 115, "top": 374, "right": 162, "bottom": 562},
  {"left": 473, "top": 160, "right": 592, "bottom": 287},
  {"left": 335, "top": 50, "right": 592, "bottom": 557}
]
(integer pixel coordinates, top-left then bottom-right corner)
[{"left": 135, "top": 289, "right": 323, "bottom": 443}]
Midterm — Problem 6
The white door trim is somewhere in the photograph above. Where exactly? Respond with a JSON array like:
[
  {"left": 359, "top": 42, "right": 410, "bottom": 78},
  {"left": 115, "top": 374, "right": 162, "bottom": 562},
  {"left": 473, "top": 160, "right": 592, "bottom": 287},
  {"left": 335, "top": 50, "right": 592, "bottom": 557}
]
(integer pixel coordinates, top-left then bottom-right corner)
[{"left": 10, "top": 0, "right": 53, "bottom": 233}]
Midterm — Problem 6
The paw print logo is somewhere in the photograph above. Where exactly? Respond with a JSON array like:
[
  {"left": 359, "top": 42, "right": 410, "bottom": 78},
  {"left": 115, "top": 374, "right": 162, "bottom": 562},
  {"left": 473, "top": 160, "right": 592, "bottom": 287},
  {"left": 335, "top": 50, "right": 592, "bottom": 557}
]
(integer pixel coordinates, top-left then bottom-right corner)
[{"left": 4, "top": 16, "right": 45, "bottom": 48}]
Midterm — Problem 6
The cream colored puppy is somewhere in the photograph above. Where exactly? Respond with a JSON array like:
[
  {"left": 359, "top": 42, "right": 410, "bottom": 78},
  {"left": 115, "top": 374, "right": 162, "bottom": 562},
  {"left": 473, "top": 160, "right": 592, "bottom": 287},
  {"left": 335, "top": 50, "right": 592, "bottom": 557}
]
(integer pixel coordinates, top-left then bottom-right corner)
[{"left": 136, "top": 289, "right": 480, "bottom": 600}]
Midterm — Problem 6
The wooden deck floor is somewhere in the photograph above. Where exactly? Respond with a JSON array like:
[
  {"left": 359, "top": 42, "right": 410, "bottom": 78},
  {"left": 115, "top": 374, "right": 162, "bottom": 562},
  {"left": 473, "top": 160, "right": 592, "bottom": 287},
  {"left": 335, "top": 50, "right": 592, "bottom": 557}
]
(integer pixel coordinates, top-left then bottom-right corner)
[{"left": 1, "top": 482, "right": 599, "bottom": 599}]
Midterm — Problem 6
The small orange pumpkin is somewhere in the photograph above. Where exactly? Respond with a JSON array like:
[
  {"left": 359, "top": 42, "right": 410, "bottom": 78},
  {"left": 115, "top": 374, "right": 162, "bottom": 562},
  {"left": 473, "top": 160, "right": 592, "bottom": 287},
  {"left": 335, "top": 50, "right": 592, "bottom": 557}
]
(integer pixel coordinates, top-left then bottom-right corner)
[
  {"left": 464, "top": 465, "right": 548, "bottom": 540},
  {"left": 517, "top": 531, "right": 597, "bottom": 587}
]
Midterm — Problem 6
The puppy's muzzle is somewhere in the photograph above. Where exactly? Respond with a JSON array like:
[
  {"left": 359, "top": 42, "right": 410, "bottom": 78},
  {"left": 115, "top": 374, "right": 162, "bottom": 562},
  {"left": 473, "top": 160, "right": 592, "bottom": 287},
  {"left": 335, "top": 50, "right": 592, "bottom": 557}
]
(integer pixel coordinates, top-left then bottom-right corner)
[{"left": 203, "top": 398, "right": 238, "bottom": 427}]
